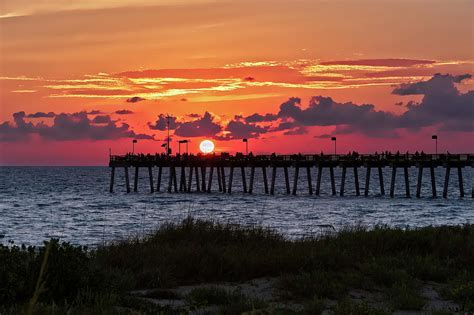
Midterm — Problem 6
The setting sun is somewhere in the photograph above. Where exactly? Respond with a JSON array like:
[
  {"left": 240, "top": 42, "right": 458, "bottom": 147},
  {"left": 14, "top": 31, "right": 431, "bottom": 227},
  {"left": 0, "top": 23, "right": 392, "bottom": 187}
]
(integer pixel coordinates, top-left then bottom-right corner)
[{"left": 199, "top": 140, "right": 215, "bottom": 154}]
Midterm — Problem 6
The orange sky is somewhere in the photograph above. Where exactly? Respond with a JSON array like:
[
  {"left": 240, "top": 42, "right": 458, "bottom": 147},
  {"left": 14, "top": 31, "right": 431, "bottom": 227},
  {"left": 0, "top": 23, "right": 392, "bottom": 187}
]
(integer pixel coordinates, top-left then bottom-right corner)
[{"left": 0, "top": 0, "right": 473, "bottom": 165}]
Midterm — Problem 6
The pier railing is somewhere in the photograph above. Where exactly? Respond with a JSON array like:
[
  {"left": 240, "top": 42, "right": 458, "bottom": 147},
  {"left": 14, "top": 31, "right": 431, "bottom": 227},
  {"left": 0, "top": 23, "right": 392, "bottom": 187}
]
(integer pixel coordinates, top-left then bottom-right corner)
[{"left": 108, "top": 153, "right": 473, "bottom": 198}]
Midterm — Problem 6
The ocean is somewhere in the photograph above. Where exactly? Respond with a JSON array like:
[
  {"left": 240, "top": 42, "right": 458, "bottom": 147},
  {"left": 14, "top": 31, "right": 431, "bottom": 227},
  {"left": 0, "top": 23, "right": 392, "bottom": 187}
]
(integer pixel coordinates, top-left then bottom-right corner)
[{"left": 1, "top": 166, "right": 472, "bottom": 246}]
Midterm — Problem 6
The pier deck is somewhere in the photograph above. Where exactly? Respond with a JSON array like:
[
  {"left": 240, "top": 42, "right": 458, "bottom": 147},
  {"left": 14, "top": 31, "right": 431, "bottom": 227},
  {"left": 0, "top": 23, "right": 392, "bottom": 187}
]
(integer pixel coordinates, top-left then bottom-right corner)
[{"left": 109, "top": 153, "right": 474, "bottom": 198}]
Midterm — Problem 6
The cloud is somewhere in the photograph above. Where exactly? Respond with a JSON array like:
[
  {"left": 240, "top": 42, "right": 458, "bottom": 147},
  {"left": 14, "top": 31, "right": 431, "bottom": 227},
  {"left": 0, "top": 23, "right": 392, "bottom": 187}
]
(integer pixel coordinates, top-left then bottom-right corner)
[
  {"left": 26, "top": 112, "right": 56, "bottom": 118},
  {"left": 126, "top": 96, "right": 145, "bottom": 103},
  {"left": 115, "top": 109, "right": 134, "bottom": 115},
  {"left": 148, "top": 114, "right": 179, "bottom": 131},
  {"left": 87, "top": 110, "right": 103, "bottom": 115},
  {"left": 218, "top": 120, "right": 269, "bottom": 140},
  {"left": 174, "top": 112, "right": 222, "bottom": 137},
  {"left": 240, "top": 73, "right": 474, "bottom": 136},
  {"left": 315, "top": 134, "right": 332, "bottom": 139},
  {"left": 244, "top": 113, "right": 278, "bottom": 123},
  {"left": 396, "top": 73, "right": 474, "bottom": 131},
  {"left": 320, "top": 58, "right": 435, "bottom": 67},
  {"left": 0, "top": 111, "right": 154, "bottom": 141},
  {"left": 243, "top": 76, "right": 255, "bottom": 81}
]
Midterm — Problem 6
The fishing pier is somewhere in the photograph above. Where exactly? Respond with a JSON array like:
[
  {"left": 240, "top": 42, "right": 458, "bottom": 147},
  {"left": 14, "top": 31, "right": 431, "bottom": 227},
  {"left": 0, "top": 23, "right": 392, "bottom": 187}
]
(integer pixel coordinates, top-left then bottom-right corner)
[{"left": 109, "top": 153, "right": 473, "bottom": 198}]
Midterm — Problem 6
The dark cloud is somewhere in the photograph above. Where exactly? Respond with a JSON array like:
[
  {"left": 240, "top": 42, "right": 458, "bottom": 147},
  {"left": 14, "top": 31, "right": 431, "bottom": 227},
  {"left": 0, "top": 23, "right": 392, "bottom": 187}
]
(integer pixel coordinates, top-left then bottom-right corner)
[
  {"left": 395, "top": 102, "right": 404, "bottom": 106},
  {"left": 27, "top": 112, "right": 56, "bottom": 118},
  {"left": 218, "top": 120, "right": 268, "bottom": 140},
  {"left": 115, "top": 109, "right": 134, "bottom": 115},
  {"left": 87, "top": 110, "right": 103, "bottom": 115},
  {"left": 283, "top": 126, "right": 307, "bottom": 135},
  {"left": 180, "top": 98, "right": 188, "bottom": 102},
  {"left": 276, "top": 96, "right": 398, "bottom": 134},
  {"left": 126, "top": 96, "right": 145, "bottom": 103},
  {"left": 92, "top": 115, "right": 112, "bottom": 124},
  {"left": 148, "top": 114, "right": 179, "bottom": 131},
  {"left": 315, "top": 134, "right": 332, "bottom": 139},
  {"left": 396, "top": 73, "right": 474, "bottom": 131},
  {"left": 0, "top": 111, "right": 154, "bottom": 142},
  {"left": 174, "top": 112, "right": 222, "bottom": 137},
  {"left": 320, "top": 58, "right": 435, "bottom": 67},
  {"left": 243, "top": 76, "right": 255, "bottom": 81},
  {"left": 244, "top": 113, "right": 278, "bottom": 123}
]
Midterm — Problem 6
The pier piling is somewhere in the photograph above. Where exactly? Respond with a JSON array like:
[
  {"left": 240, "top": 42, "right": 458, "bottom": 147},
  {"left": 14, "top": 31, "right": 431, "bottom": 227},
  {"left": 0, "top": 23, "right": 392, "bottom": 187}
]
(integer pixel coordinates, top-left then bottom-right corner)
[
  {"left": 316, "top": 166, "right": 322, "bottom": 196},
  {"left": 148, "top": 166, "right": 154, "bottom": 193},
  {"left": 390, "top": 166, "right": 396, "bottom": 198},
  {"left": 221, "top": 167, "right": 226, "bottom": 193},
  {"left": 207, "top": 166, "right": 214, "bottom": 193},
  {"left": 228, "top": 166, "right": 234, "bottom": 193},
  {"left": 293, "top": 166, "right": 299, "bottom": 195},
  {"left": 241, "top": 167, "right": 247, "bottom": 193},
  {"left": 430, "top": 166, "right": 436, "bottom": 197},
  {"left": 249, "top": 166, "right": 255, "bottom": 194},
  {"left": 134, "top": 166, "right": 139, "bottom": 192},
  {"left": 157, "top": 166, "right": 162, "bottom": 192},
  {"left": 457, "top": 167, "right": 464, "bottom": 198},
  {"left": 262, "top": 167, "right": 269, "bottom": 194},
  {"left": 284, "top": 166, "right": 290, "bottom": 194},
  {"left": 378, "top": 166, "right": 385, "bottom": 195},
  {"left": 404, "top": 166, "right": 410, "bottom": 198},
  {"left": 270, "top": 166, "right": 277, "bottom": 195},
  {"left": 307, "top": 166, "right": 313, "bottom": 195},
  {"left": 340, "top": 166, "right": 346, "bottom": 196},
  {"left": 330, "top": 166, "right": 336, "bottom": 195},
  {"left": 354, "top": 167, "right": 360, "bottom": 196},
  {"left": 416, "top": 166, "right": 423, "bottom": 198},
  {"left": 443, "top": 166, "right": 450, "bottom": 198},
  {"left": 109, "top": 167, "right": 115, "bottom": 193},
  {"left": 124, "top": 166, "right": 130, "bottom": 193}
]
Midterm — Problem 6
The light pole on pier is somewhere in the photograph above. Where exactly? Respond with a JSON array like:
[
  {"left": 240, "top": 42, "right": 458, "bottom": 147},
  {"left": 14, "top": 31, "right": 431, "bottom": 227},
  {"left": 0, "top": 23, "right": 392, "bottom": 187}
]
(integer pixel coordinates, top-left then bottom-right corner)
[
  {"left": 243, "top": 138, "right": 248, "bottom": 156},
  {"left": 132, "top": 139, "right": 137, "bottom": 154},
  {"left": 432, "top": 135, "right": 438, "bottom": 155},
  {"left": 331, "top": 137, "right": 337, "bottom": 155}
]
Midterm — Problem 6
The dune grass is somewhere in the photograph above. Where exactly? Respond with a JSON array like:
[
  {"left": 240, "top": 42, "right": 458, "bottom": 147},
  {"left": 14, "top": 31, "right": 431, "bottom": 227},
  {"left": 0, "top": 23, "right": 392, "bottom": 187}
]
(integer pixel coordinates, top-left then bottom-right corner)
[{"left": 1, "top": 218, "right": 473, "bottom": 314}]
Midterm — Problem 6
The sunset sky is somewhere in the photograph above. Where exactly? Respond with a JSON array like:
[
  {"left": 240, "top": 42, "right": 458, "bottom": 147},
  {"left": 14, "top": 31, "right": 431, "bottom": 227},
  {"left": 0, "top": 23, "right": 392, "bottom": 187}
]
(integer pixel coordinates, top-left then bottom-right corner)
[{"left": 1, "top": 0, "right": 473, "bottom": 165}]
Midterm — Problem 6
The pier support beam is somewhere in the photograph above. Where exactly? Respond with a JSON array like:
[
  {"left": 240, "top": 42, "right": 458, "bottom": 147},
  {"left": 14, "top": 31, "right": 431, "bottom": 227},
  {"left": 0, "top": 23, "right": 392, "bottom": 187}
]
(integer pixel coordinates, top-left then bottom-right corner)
[
  {"left": 156, "top": 166, "right": 162, "bottom": 192},
  {"left": 416, "top": 166, "right": 423, "bottom": 198},
  {"left": 458, "top": 167, "right": 464, "bottom": 198},
  {"left": 221, "top": 167, "right": 226, "bottom": 193},
  {"left": 195, "top": 166, "right": 200, "bottom": 192},
  {"left": 207, "top": 166, "right": 214, "bottom": 193},
  {"left": 307, "top": 166, "right": 313, "bottom": 195},
  {"left": 217, "top": 166, "right": 222, "bottom": 192},
  {"left": 284, "top": 166, "right": 290, "bottom": 194},
  {"left": 201, "top": 167, "right": 206, "bottom": 192},
  {"left": 316, "top": 166, "right": 322, "bottom": 196},
  {"left": 148, "top": 166, "right": 154, "bottom": 193},
  {"left": 134, "top": 166, "right": 139, "bottom": 192},
  {"left": 249, "top": 166, "right": 255, "bottom": 194},
  {"left": 390, "top": 166, "right": 396, "bottom": 198},
  {"left": 443, "top": 166, "right": 450, "bottom": 198},
  {"left": 364, "top": 167, "right": 371, "bottom": 197},
  {"left": 109, "top": 167, "right": 115, "bottom": 193},
  {"left": 378, "top": 166, "right": 385, "bottom": 195},
  {"left": 262, "top": 167, "right": 269, "bottom": 194},
  {"left": 173, "top": 167, "right": 178, "bottom": 192},
  {"left": 241, "top": 167, "right": 247, "bottom": 193},
  {"left": 228, "top": 166, "right": 234, "bottom": 194},
  {"left": 430, "top": 166, "right": 436, "bottom": 197},
  {"left": 187, "top": 166, "right": 193, "bottom": 192},
  {"left": 124, "top": 166, "right": 130, "bottom": 193},
  {"left": 330, "top": 167, "right": 336, "bottom": 195},
  {"left": 354, "top": 167, "right": 360, "bottom": 196},
  {"left": 270, "top": 166, "right": 277, "bottom": 195},
  {"left": 292, "top": 166, "right": 299, "bottom": 195},
  {"left": 179, "top": 166, "right": 186, "bottom": 192},
  {"left": 340, "top": 166, "right": 346, "bottom": 196},
  {"left": 404, "top": 166, "right": 410, "bottom": 198}
]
